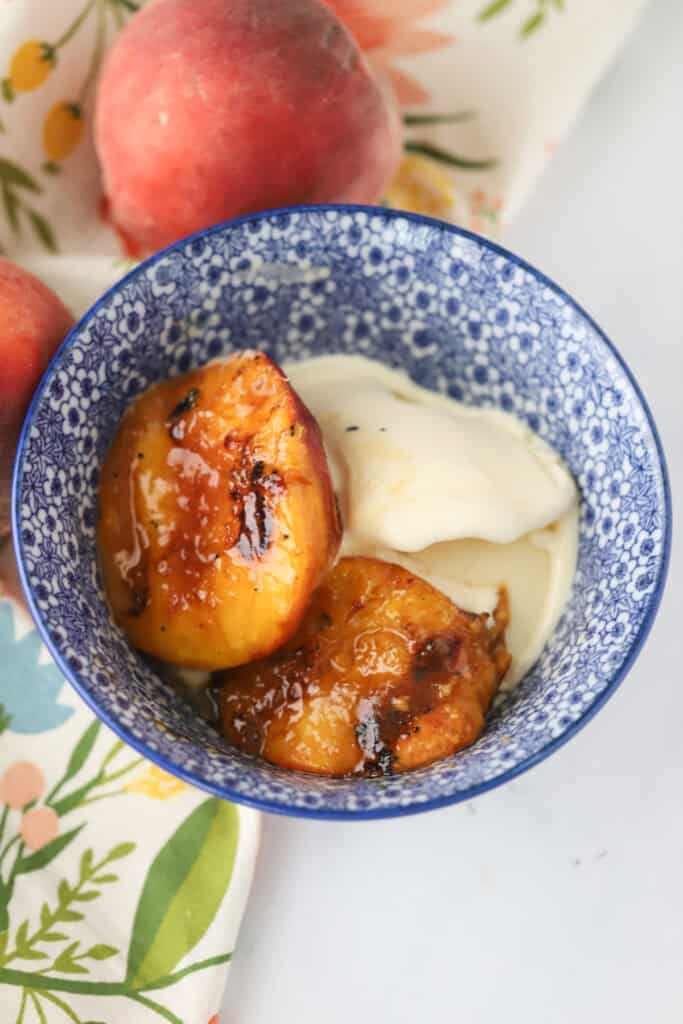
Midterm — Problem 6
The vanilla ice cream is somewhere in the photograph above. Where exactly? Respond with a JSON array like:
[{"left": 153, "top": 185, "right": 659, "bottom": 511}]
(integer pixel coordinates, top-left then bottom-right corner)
[{"left": 287, "top": 354, "right": 578, "bottom": 688}]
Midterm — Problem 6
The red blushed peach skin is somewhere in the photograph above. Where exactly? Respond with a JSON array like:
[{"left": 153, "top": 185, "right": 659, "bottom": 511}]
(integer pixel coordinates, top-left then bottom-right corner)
[
  {"left": 97, "top": 351, "right": 342, "bottom": 670},
  {"left": 217, "top": 557, "right": 511, "bottom": 776},
  {"left": 94, "top": 0, "right": 402, "bottom": 255},
  {"left": 0, "top": 258, "right": 74, "bottom": 533}
]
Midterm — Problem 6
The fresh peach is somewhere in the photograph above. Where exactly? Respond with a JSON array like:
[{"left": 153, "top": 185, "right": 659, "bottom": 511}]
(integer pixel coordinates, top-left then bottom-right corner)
[
  {"left": 98, "top": 351, "right": 342, "bottom": 670},
  {"left": 0, "top": 259, "right": 74, "bottom": 533},
  {"left": 95, "top": 0, "right": 401, "bottom": 254}
]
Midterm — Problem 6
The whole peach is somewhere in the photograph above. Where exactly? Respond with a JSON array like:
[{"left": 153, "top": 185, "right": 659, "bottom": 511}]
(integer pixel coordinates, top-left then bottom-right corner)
[
  {"left": 95, "top": 0, "right": 401, "bottom": 254},
  {"left": 0, "top": 259, "right": 74, "bottom": 534}
]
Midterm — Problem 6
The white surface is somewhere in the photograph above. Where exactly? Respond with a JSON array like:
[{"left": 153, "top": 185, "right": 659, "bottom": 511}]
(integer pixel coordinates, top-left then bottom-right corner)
[{"left": 222, "top": 3, "right": 683, "bottom": 1021}]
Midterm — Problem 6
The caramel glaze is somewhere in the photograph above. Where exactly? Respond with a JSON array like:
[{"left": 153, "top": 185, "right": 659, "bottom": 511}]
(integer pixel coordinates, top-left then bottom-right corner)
[
  {"left": 216, "top": 556, "right": 511, "bottom": 776},
  {"left": 97, "top": 351, "right": 341, "bottom": 670},
  {"left": 116, "top": 365, "right": 287, "bottom": 617}
]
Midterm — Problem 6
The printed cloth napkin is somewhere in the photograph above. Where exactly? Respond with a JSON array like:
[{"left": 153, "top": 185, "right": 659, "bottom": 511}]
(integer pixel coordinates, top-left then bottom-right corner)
[
  {"left": 0, "top": 1, "right": 648, "bottom": 1022},
  {"left": 0, "top": 578, "right": 260, "bottom": 1024}
]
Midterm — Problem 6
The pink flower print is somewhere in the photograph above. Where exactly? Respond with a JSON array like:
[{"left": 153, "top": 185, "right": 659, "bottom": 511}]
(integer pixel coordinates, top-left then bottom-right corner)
[
  {"left": 324, "top": 0, "right": 455, "bottom": 106},
  {"left": 0, "top": 760, "right": 45, "bottom": 809},
  {"left": 20, "top": 805, "right": 59, "bottom": 850}
]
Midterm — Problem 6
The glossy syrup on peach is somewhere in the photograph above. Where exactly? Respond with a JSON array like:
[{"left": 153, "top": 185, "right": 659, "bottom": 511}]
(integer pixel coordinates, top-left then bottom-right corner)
[
  {"left": 97, "top": 351, "right": 341, "bottom": 670},
  {"left": 217, "top": 557, "right": 510, "bottom": 776}
]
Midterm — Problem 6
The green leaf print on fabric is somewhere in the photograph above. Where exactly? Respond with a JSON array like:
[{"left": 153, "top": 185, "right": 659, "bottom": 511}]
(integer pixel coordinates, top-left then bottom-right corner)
[
  {"left": 0, "top": 839, "right": 133, "bottom": 970},
  {"left": 476, "top": 0, "right": 564, "bottom": 38},
  {"left": 0, "top": 705, "right": 12, "bottom": 737},
  {"left": 404, "top": 140, "right": 497, "bottom": 172},
  {"left": 26, "top": 210, "right": 57, "bottom": 251},
  {"left": 0, "top": 158, "right": 59, "bottom": 253},
  {"left": 17, "top": 825, "right": 85, "bottom": 874},
  {"left": 62, "top": 723, "right": 102, "bottom": 788},
  {"left": 0, "top": 709, "right": 236, "bottom": 1021},
  {"left": 521, "top": 10, "right": 545, "bottom": 35},
  {"left": 127, "top": 798, "right": 238, "bottom": 989},
  {"left": 478, "top": 0, "right": 514, "bottom": 20},
  {"left": 0, "top": 159, "right": 40, "bottom": 192}
]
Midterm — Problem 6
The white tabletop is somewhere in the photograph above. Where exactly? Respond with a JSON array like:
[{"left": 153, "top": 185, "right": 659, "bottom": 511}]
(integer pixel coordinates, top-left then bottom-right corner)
[{"left": 223, "top": 3, "right": 683, "bottom": 1020}]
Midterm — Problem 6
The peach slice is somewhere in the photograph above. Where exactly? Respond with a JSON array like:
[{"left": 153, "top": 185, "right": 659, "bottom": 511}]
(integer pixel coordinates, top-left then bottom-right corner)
[
  {"left": 217, "top": 556, "right": 511, "bottom": 775},
  {"left": 98, "top": 350, "right": 341, "bottom": 669}
]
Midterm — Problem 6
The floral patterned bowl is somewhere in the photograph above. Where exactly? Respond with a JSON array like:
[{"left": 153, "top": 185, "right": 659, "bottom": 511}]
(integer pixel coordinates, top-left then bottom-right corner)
[{"left": 12, "top": 206, "right": 671, "bottom": 819}]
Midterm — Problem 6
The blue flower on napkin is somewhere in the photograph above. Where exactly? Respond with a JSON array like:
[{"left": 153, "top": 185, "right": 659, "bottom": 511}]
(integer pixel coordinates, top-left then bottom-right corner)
[{"left": 0, "top": 600, "right": 73, "bottom": 733}]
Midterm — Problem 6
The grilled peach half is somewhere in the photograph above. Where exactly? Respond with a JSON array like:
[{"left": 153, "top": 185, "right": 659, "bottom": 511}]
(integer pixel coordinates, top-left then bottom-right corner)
[
  {"left": 217, "top": 556, "right": 511, "bottom": 775},
  {"left": 98, "top": 350, "right": 341, "bottom": 669}
]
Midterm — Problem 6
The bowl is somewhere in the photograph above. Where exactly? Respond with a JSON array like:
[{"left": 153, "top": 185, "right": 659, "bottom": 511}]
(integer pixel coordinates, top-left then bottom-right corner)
[{"left": 12, "top": 206, "right": 671, "bottom": 819}]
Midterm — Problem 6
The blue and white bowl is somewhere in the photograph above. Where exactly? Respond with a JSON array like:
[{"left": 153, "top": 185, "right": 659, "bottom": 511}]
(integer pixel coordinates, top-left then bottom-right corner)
[{"left": 12, "top": 206, "right": 671, "bottom": 819}]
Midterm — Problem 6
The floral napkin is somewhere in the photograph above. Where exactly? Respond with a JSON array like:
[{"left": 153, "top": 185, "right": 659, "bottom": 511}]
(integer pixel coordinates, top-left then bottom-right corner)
[
  {"left": 367, "top": 0, "right": 649, "bottom": 232},
  {"left": 0, "top": 593, "right": 260, "bottom": 1024},
  {"left": 0, "top": 1, "right": 648, "bottom": 1022}
]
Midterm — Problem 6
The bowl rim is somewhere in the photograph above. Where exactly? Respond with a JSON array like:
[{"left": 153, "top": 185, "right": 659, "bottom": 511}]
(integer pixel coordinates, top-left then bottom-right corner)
[{"left": 11, "top": 203, "right": 673, "bottom": 821}]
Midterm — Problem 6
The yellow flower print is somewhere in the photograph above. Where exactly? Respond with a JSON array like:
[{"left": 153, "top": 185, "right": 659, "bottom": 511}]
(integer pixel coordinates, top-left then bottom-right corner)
[
  {"left": 125, "top": 763, "right": 189, "bottom": 799},
  {"left": 385, "top": 153, "right": 457, "bottom": 220},
  {"left": 7, "top": 40, "right": 54, "bottom": 94},
  {"left": 43, "top": 102, "right": 84, "bottom": 162},
  {"left": 1, "top": 1, "right": 138, "bottom": 106}
]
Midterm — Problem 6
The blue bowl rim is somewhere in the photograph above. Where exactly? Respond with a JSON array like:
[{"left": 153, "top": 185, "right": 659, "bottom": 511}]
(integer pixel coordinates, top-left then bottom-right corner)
[{"left": 11, "top": 203, "right": 672, "bottom": 821}]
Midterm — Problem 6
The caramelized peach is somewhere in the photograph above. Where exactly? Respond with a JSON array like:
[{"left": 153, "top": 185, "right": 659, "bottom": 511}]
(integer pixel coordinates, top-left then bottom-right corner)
[
  {"left": 97, "top": 351, "right": 341, "bottom": 669},
  {"left": 217, "top": 557, "right": 510, "bottom": 775}
]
